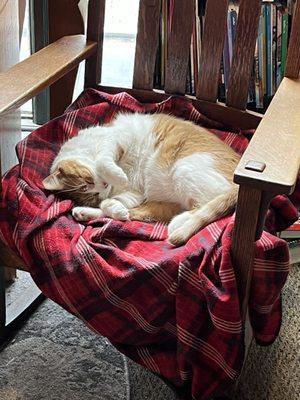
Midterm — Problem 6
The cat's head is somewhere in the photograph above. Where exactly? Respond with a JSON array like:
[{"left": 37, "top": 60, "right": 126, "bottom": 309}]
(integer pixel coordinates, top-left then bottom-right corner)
[{"left": 42, "top": 160, "right": 111, "bottom": 204}]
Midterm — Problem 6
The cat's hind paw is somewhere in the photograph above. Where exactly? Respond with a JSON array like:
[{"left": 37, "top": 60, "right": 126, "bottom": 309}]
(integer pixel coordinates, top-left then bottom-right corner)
[
  {"left": 72, "top": 206, "right": 104, "bottom": 222},
  {"left": 167, "top": 226, "right": 192, "bottom": 246},
  {"left": 167, "top": 211, "right": 194, "bottom": 246}
]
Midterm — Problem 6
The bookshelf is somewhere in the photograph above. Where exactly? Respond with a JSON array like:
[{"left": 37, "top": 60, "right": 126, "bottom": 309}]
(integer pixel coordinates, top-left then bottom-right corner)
[{"left": 153, "top": 0, "right": 297, "bottom": 114}]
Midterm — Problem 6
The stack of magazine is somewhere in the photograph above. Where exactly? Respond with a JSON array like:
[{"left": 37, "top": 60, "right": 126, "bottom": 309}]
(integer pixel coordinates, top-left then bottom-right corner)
[{"left": 279, "top": 216, "right": 300, "bottom": 264}]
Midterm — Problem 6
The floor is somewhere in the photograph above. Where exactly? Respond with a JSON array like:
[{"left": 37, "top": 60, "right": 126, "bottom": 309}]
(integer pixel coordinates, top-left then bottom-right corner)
[{"left": 1, "top": 264, "right": 299, "bottom": 400}]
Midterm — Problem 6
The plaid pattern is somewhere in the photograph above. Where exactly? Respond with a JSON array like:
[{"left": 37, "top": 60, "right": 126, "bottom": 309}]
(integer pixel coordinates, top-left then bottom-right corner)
[{"left": 0, "top": 89, "right": 299, "bottom": 400}]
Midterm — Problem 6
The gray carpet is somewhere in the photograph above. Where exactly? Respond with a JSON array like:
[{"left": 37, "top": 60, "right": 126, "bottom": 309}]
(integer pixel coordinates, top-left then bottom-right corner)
[
  {"left": 232, "top": 263, "right": 300, "bottom": 400},
  {"left": 1, "top": 264, "right": 299, "bottom": 400},
  {"left": 0, "top": 300, "right": 129, "bottom": 400}
]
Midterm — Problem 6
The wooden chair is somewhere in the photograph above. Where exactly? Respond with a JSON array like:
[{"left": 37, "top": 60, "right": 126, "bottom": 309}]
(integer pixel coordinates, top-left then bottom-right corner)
[{"left": 0, "top": 0, "right": 299, "bottom": 385}]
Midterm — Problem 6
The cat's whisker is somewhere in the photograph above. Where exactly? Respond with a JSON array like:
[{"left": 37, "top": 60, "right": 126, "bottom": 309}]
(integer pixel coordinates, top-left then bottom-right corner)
[{"left": 56, "top": 186, "right": 83, "bottom": 195}]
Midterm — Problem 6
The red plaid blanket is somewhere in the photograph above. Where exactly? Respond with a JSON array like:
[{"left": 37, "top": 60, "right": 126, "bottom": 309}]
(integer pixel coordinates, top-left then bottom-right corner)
[{"left": 0, "top": 90, "right": 298, "bottom": 400}]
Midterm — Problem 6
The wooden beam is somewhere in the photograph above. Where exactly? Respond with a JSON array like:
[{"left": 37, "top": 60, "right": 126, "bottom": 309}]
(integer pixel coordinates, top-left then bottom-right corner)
[
  {"left": 196, "top": 0, "right": 229, "bottom": 102},
  {"left": 48, "top": 0, "right": 85, "bottom": 119},
  {"left": 133, "top": 0, "right": 161, "bottom": 90},
  {"left": 231, "top": 186, "right": 262, "bottom": 322},
  {"left": 285, "top": 0, "right": 300, "bottom": 79},
  {"left": 97, "top": 84, "right": 262, "bottom": 129},
  {"left": 234, "top": 78, "right": 300, "bottom": 194},
  {"left": 164, "top": 0, "right": 194, "bottom": 94},
  {"left": 226, "top": 0, "right": 261, "bottom": 109},
  {"left": 0, "top": 35, "right": 97, "bottom": 117},
  {"left": 84, "top": 0, "right": 106, "bottom": 88}
]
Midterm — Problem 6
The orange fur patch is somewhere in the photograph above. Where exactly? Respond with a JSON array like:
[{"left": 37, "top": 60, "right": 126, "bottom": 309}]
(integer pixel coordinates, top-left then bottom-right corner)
[
  {"left": 54, "top": 160, "right": 99, "bottom": 206},
  {"left": 57, "top": 160, "right": 94, "bottom": 184},
  {"left": 153, "top": 114, "right": 240, "bottom": 183},
  {"left": 130, "top": 201, "right": 182, "bottom": 223}
]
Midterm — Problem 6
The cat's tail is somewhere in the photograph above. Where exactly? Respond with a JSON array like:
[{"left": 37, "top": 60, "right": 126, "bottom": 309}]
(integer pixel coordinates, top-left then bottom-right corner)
[{"left": 167, "top": 185, "right": 239, "bottom": 246}]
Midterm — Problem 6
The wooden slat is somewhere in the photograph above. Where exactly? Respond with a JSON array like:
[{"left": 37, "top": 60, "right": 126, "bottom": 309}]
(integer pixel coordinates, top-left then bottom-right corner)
[
  {"left": 255, "top": 192, "right": 274, "bottom": 240},
  {"left": 133, "top": 0, "right": 161, "bottom": 90},
  {"left": 234, "top": 77, "right": 300, "bottom": 194},
  {"left": 0, "top": 35, "right": 97, "bottom": 117},
  {"left": 226, "top": 0, "right": 261, "bottom": 110},
  {"left": 1, "top": 0, "right": 22, "bottom": 282},
  {"left": 196, "top": 0, "right": 229, "bottom": 102},
  {"left": 48, "top": 0, "right": 85, "bottom": 119},
  {"left": 164, "top": 0, "right": 194, "bottom": 94},
  {"left": 84, "top": 0, "right": 106, "bottom": 88},
  {"left": 231, "top": 186, "right": 262, "bottom": 323},
  {"left": 98, "top": 84, "right": 262, "bottom": 129},
  {"left": 285, "top": 0, "right": 300, "bottom": 79}
]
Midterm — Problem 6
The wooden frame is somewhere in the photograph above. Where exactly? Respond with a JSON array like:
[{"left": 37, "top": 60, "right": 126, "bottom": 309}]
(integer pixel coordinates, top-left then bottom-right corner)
[{"left": 0, "top": 0, "right": 299, "bottom": 370}]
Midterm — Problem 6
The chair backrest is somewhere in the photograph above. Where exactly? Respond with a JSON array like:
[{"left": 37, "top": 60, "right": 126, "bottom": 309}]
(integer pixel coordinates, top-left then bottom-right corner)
[{"left": 85, "top": 0, "right": 300, "bottom": 111}]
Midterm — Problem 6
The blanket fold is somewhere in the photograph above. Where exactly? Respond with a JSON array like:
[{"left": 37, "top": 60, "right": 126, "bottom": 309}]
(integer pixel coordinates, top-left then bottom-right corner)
[{"left": 0, "top": 89, "right": 298, "bottom": 400}]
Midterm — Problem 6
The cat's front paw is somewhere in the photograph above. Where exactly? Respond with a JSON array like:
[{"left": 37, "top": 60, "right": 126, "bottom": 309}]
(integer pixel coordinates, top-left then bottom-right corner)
[
  {"left": 96, "top": 162, "right": 128, "bottom": 188},
  {"left": 72, "top": 207, "right": 104, "bottom": 222},
  {"left": 100, "top": 199, "right": 129, "bottom": 221}
]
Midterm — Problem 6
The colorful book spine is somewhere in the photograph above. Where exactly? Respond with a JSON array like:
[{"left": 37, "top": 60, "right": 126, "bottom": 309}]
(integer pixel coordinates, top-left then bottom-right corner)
[
  {"left": 257, "top": 6, "right": 266, "bottom": 106},
  {"left": 223, "top": 11, "right": 231, "bottom": 91},
  {"left": 255, "top": 40, "right": 263, "bottom": 109},
  {"left": 260, "top": 5, "right": 267, "bottom": 97},
  {"left": 276, "top": 8, "right": 282, "bottom": 89},
  {"left": 272, "top": 5, "right": 277, "bottom": 95},
  {"left": 230, "top": 9, "right": 238, "bottom": 59},
  {"left": 265, "top": 4, "right": 273, "bottom": 97},
  {"left": 281, "top": 12, "right": 289, "bottom": 76}
]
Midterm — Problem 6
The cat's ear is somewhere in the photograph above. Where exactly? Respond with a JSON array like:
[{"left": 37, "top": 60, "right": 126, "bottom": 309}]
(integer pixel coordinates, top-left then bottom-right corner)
[{"left": 42, "top": 170, "right": 64, "bottom": 190}]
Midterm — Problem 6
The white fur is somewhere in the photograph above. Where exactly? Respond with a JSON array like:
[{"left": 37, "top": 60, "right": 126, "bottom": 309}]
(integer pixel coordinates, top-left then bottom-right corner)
[
  {"left": 72, "top": 206, "right": 104, "bottom": 221},
  {"left": 54, "top": 113, "right": 234, "bottom": 244}
]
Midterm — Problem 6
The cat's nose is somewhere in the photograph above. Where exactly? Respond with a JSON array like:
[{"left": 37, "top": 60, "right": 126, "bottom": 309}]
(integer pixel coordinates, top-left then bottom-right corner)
[{"left": 103, "top": 182, "right": 108, "bottom": 188}]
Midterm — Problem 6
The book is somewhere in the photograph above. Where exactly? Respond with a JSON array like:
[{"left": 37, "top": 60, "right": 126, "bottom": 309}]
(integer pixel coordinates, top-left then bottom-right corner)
[
  {"left": 254, "top": 40, "right": 263, "bottom": 108},
  {"left": 279, "top": 216, "right": 300, "bottom": 239},
  {"left": 223, "top": 11, "right": 231, "bottom": 91},
  {"left": 276, "top": 8, "right": 282, "bottom": 89},
  {"left": 265, "top": 4, "right": 273, "bottom": 97},
  {"left": 272, "top": 4, "right": 277, "bottom": 95},
  {"left": 230, "top": 8, "right": 238, "bottom": 56},
  {"left": 259, "top": 6, "right": 267, "bottom": 97},
  {"left": 281, "top": 11, "right": 289, "bottom": 76}
]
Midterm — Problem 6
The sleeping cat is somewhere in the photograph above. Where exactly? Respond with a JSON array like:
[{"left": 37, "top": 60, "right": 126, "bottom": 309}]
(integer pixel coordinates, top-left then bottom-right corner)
[{"left": 42, "top": 113, "right": 240, "bottom": 245}]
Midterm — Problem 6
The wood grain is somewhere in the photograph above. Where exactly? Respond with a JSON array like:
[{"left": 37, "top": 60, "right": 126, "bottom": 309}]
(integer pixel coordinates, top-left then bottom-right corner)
[
  {"left": 48, "top": 0, "right": 84, "bottom": 118},
  {"left": 285, "top": 0, "right": 300, "bottom": 79},
  {"left": 231, "top": 186, "right": 262, "bottom": 322},
  {"left": 226, "top": 0, "right": 261, "bottom": 110},
  {"left": 18, "top": 0, "right": 26, "bottom": 43},
  {"left": 234, "top": 77, "right": 300, "bottom": 194},
  {"left": 0, "top": 35, "right": 97, "bottom": 117},
  {"left": 84, "top": 0, "right": 106, "bottom": 88},
  {"left": 255, "top": 192, "right": 274, "bottom": 240},
  {"left": 97, "top": 84, "right": 262, "bottom": 129},
  {"left": 0, "top": 0, "right": 21, "bottom": 281},
  {"left": 164, "top": 0, "right": 194, "bottom": 94},
  {"left": 196, "top": 0, "right": 229, "bottom": 102},
  {"left": 133, "top": 0, "right": 161, "bottom": 90}
]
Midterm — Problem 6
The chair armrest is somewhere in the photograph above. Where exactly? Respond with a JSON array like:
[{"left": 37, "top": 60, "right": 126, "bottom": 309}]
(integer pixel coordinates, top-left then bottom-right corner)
[
  {"left": 0, "top": 35, "right": 97, "bottom": 117},
  {"left": 234, "top": 77, "right": 300, "bottom": 195}
]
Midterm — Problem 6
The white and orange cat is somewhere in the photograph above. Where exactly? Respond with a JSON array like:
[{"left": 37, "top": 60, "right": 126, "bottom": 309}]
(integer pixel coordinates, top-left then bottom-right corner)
[{"left": 43, "top": 113, "right": 240, "bottom": 245}]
